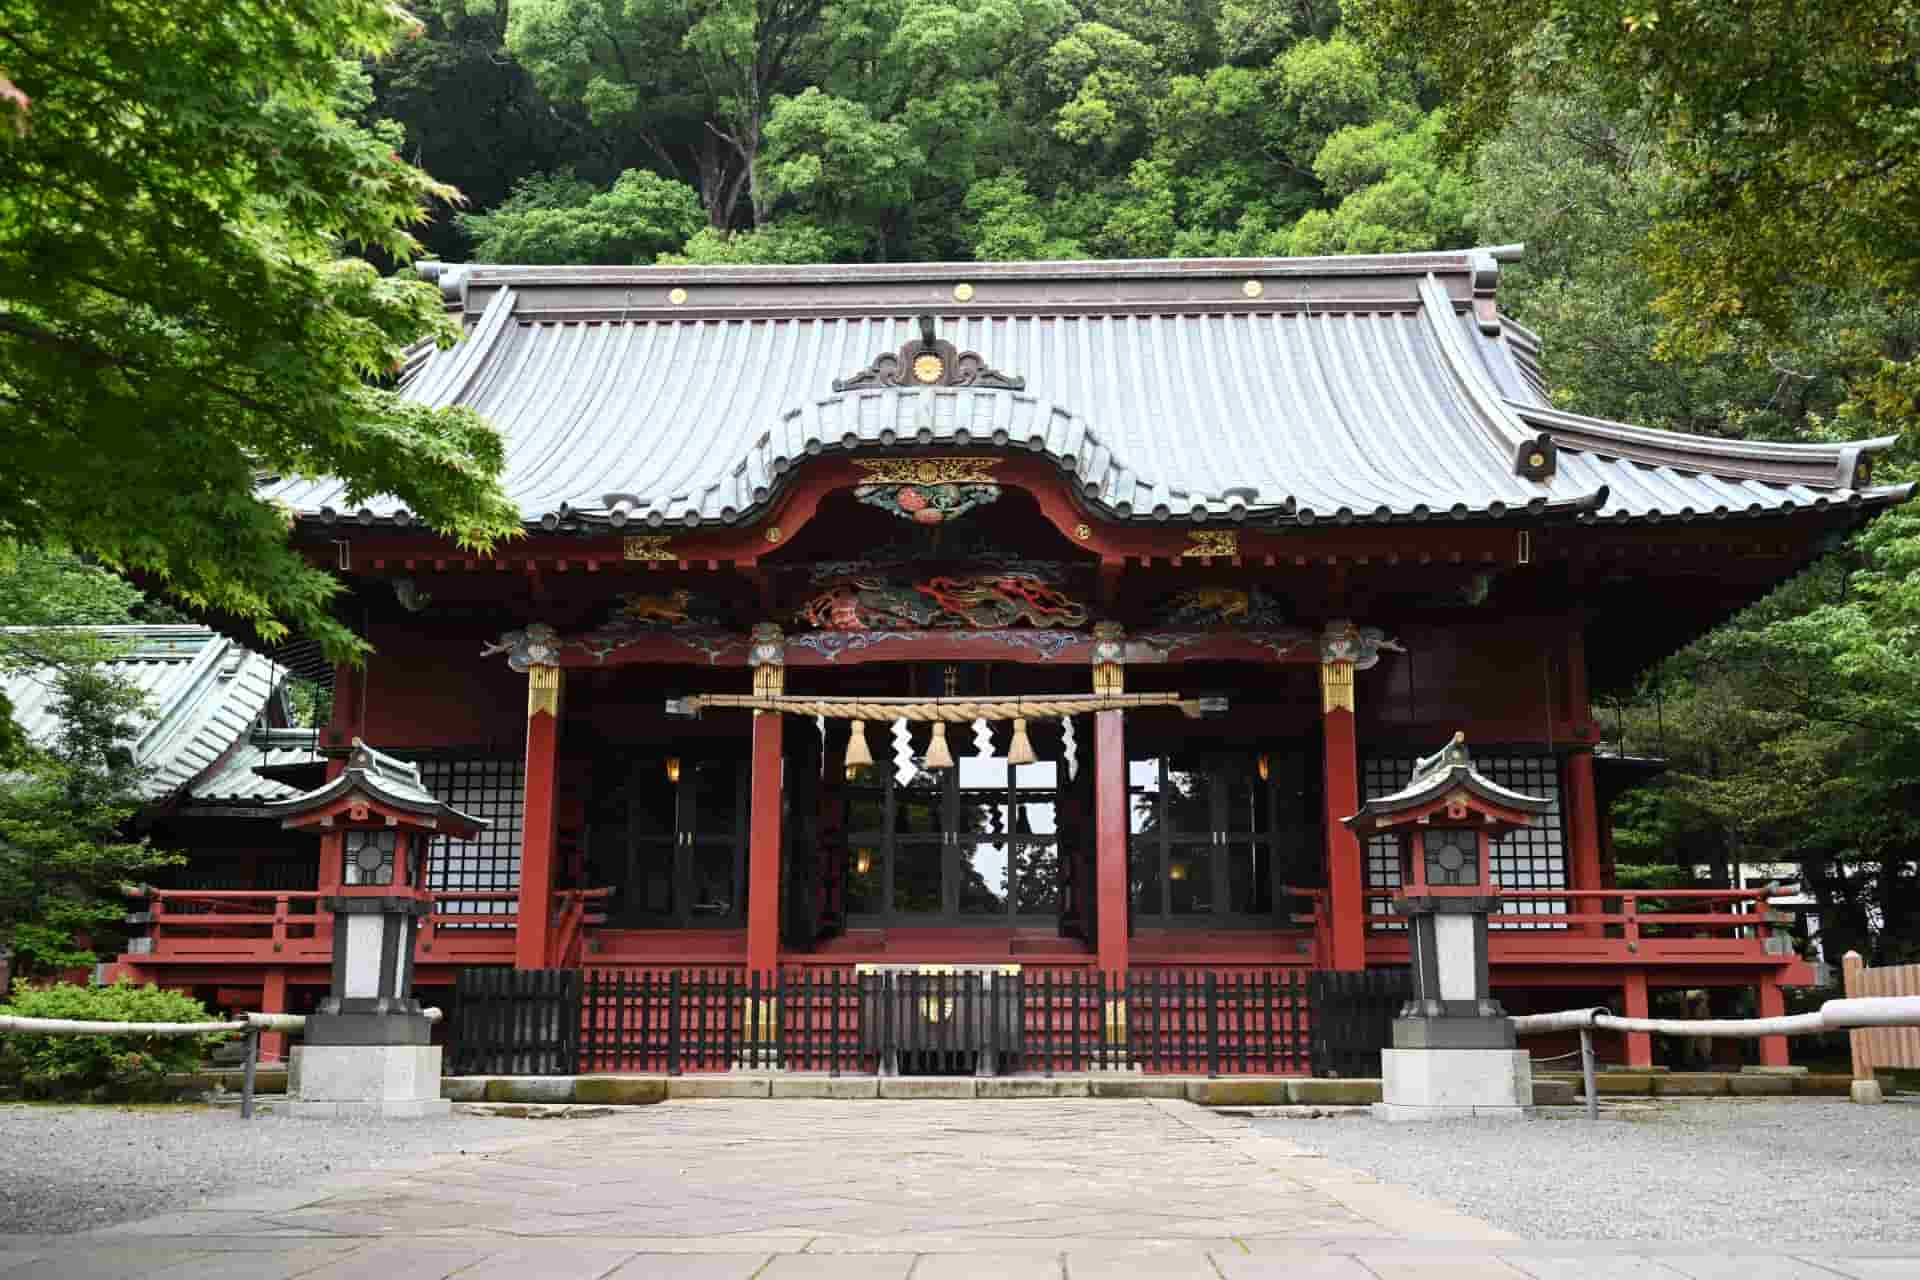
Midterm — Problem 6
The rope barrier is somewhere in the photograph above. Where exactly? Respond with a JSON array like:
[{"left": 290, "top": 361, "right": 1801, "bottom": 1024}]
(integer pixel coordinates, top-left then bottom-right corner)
[{"left": 670, "top": 692, "right": 1226, "bottom": 721}]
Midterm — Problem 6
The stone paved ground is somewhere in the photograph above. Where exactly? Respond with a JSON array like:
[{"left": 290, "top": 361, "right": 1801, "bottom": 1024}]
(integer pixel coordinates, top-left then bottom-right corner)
[{"left": 2, "top": 1099, "right": 1917, "bottom": 1278}]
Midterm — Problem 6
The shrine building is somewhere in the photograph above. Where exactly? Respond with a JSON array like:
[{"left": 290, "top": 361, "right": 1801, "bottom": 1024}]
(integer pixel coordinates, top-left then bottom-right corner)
[{"left": 111, "top": 249, "right": 1911, "bottom": 1073}]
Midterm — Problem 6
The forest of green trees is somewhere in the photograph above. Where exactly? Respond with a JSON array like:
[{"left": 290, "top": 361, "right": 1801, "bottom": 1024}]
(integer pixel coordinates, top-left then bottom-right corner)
[{"left": 2, "top": 0, "right": 1917, "bottom": 965}]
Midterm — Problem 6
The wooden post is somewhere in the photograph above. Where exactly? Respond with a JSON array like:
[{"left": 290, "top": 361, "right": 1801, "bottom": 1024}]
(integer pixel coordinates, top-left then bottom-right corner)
[
  {"left": 1756, "top": 976, "right": 1790, "bottom": 1068},
  {"left": 1320, "top": 659, "right": 1365, "bottom": 971},
  {"left": 515, "top": 663, "right": 563, "bottom": 970},
  {"left": 746, "top": 710, "right": 784, "bottom": 975},
  {"left": 1564, "top": 750, "right": 1604, "bottom": 899},
  {"left": 1844, "top": 950, "right": 1871, "bottom": 1081},
  {"left": 746, "top": 625, "right": 786, "bottom": 977},
  {"left": 1621, "top": 969, "right": 1653, "bottom": 1067},
  {"left": 259, "top": 968, "right": 288, "bottom": 1065},
  {"left": 1094, "top": 709, "right": 1129, "bottom": 978}
]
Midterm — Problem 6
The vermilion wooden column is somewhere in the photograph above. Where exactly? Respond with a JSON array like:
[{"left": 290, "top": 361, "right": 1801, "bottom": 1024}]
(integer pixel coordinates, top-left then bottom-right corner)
[
  {"left": 1756, "top": 977, "right": 1791, "bottom": 1068},
  {"left": 746, "top": 709, "right": 784, "bottom": 975},
  {"left": 1094, "top": 709, "right": 1130, "bottom": 977},
  {"left": 260, "top": 968, "right": 288, "bottom": 1064},
  {"left": 1320, "top": 660, "right": 1365, "bottom": 971},
  {"left": 745, "top": 630, "right": 786, "bottom": 977},
  {"left": 1622, "top": 969, "right": 1653, "bottom": 1066},
  {"left": 514, "top": 665, "right": 562, "bottom": 970},
  {"left": 1564, "top": 749, "right": 1604, "bottom": 937}
]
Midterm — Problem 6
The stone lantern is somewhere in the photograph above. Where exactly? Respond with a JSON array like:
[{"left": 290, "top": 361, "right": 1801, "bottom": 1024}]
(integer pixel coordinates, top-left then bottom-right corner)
[
  {"left": 263, "top": 739, "right": 486, "bottom": 1119},
  {"left": 1344, "top": 732, "right": 1552, "bottom": 1120}
]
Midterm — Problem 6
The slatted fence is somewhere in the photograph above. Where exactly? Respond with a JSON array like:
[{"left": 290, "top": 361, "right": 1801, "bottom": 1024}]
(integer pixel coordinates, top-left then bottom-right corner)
[
  {"left": 450, "top": 965, "right": 1390, "bottom": 1077},
  {"left": 1309, "top": 969, "right": 1410, "bottom": 1078}
]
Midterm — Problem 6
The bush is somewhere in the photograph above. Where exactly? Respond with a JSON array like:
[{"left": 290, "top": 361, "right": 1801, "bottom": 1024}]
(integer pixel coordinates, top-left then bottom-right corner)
[{"left": 0, "top": 981, "right": 232, "bottom": 1098}]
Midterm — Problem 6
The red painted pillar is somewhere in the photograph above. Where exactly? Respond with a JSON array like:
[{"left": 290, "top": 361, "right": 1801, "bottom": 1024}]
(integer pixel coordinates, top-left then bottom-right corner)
[
  {"left": 1756, "top": 977, "right": 1790, "bottom": 1068},
  {"left": 746, "top": 710, "right": 784, "bottom": 976},
  {"left": 1320, "top": 661, "right": 1365, "bottom": 971},
  {"left": 260, "top": 969, "right": 288, "bottom": 1064},
  {"left": 1565, "top": 749, "right": 1604, "bottom": 938},
  {"left": 1622, "top": 969, "right": 1653, "bottom": 1067},
  {"left": 514, "top": 665, "right": 562, "bottom": 970},
  {"left": 1094, "top": 709, "right": 1130, "bottom": 978}
]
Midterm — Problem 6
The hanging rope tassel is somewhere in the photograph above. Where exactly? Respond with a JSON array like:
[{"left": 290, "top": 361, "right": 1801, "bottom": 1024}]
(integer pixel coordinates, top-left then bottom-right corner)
[
  {"left": 845, "top": 720, "right": 873, "bottom": 768},
  {"left": 926, "top": 721, "right": 955, "bottom": 769},
  {"left": 1007, "top": 717, "right": 1037, "bottom": 767}
]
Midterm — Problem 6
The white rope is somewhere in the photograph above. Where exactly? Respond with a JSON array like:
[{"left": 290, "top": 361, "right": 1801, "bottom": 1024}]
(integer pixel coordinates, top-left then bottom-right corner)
[
  {"left": 1513, "top": 996, "right": 1920, "bottom": 1039},
  {"left": 0, "top": 1007, "right": 442, "bottom": 1037}
]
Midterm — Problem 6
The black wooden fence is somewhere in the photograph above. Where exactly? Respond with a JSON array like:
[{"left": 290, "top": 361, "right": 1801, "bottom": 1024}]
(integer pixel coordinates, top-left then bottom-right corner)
[
  {"left": 449, "top": 965, "right": 1401, "bottom": 1078},
  {"left": 1309, "top": 969, "right": 1410, "bottom": 1078}
]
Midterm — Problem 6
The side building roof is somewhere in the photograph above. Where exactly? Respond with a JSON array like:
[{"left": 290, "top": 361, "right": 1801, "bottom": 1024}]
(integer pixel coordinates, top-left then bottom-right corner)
[
  {"left": 0, "top": 625, "right": 293, "bottom": 803},
  {"left": 264, "top": 250, "right": 1908, "bottom": 533}
]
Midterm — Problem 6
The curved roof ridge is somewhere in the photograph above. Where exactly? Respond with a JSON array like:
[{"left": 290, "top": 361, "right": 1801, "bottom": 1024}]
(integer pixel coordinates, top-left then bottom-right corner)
[
  {"left": 1417, "top": 275, "right": 1556, "bottom": 482},
  {"left": 1512, "top": 399, "right": 1897, "bottom": 490}
]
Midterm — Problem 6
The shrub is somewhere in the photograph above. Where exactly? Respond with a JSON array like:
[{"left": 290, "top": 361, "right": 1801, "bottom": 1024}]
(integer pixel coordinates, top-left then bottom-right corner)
[{"left": 0, "top": 981, "right": 231, "bottom": 1098}]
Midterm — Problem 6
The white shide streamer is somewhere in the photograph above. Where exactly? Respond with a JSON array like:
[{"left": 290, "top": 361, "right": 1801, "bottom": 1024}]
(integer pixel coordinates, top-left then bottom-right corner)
[{"left": 891, "top": 717, "right": 915, "bottom": 787}]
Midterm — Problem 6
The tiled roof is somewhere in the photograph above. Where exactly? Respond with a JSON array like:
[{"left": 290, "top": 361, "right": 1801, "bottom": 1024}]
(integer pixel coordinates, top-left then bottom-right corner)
[
  {"left": 261, "top": 251, "right": 1908, "bottom": 531},
  {"left": 187, "top": 726, "right": 321, "bottom": 804},
  {"left": 260, "top": 738, "right": 486, "bottom": 832},
  {"left": 0, "top": 626, "right": 283, "bottom": 801}
]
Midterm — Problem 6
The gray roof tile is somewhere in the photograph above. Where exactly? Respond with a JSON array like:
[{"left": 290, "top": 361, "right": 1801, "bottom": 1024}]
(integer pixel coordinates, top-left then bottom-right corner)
[{"left": 264, "top": 252, "right": 1907, "bottom": 530}]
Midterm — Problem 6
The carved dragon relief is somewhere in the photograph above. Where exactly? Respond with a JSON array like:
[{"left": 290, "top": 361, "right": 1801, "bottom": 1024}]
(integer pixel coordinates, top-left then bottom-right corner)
[{"left": 833, "top": 314, "right": 1025, "bottom": 392}]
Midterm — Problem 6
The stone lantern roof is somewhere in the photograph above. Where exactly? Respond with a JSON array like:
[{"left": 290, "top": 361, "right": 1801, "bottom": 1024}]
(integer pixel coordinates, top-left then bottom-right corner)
[
  {"left": 1343, "top": 732, "right": 1553, "bottom": 840},
  {"left": 259, "top": 738, "right": 486, "bottom": 838}
]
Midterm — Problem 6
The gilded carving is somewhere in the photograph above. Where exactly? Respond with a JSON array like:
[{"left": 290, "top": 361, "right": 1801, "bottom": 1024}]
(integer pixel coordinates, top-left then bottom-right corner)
[
  {"left": 616, "top": 589, "right": 693, "bottom": 625},
  {"left": 853, "top": 456, "right": 1002, "bottom": 486},
  {"left": 857, "top": 479, "right": 1000, "bottom": 526},
  {"left": 797, "top": 570, "right": 1087, "bottom": 631},
  {"left": 1181, "top": 529, "right": 1239, "bottom": 558},
  {"left": 623, "top": 535, "right": 675, "bottom": 562},
  {"left": 834, "top": 314, "right": 1024, "bottom": 392},
  {"left": 1319, "top": 662, "right": 1355, "bottom": 714},
  {"left": 528, "top": 664, "right": 563, "bottom": 719},
  {"left": 1159, "top": 586, "right": 1286, "bottom": 628}
]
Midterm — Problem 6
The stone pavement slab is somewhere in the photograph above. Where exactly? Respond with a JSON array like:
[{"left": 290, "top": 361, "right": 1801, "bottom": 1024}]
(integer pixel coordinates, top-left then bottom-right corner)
[{"left": 6, "top": 1099, "right": 1920, "bottom": 1280}]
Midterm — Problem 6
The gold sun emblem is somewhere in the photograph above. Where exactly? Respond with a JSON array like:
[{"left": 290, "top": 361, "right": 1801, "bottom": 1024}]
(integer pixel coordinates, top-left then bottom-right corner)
[{"left": 912, "top": 354, "right": 945, "bottom": 383}]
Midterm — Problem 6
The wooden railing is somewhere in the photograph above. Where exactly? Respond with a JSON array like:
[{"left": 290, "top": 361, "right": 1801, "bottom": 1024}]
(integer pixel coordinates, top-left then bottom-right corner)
[
  {"left": 131, "top": 890, "right": 327, "bottom": 960},
  {"left": 1364, "top": 886, "right": 1803, "bottom": 970},
  {"left": 125, "top": 886, "right": 609, "bottom": 968}
]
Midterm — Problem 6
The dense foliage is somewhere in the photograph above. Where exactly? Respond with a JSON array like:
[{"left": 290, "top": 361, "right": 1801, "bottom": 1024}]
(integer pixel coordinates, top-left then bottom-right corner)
[
  {"left": 0, "top": 982, "right": 229, "bottom": 1097},
  {"left": 0, "top": 549, "right": 183, "bottom": 974},
  {"left": 0, "top": 0, "right": 520, "bottom": 664},
  {"left": 2, "top": 1, "right": 1914, "bottom": 961}
]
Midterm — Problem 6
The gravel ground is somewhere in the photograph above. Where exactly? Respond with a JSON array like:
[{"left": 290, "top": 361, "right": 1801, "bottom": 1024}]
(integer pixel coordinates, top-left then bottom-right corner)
[
  {"left": 1252, "top": 1097, "right": 1920, "bottom": 1242},
  {"left": 0, "top": 1102, "right": 554, "bottom": 1236}
]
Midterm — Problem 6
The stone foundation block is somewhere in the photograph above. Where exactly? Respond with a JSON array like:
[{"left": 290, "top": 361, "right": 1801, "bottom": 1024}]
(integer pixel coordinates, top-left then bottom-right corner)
[
  {"left": 573, "top": 1076, "right": 668, "bottom": 1106},
  {"left": 1589, "top": 1073, "right": 1658, "bottom": 1095},
  {"left": 668, "top": 1075, "right": 772, "bottom": 1099},
  {"left": 1655, "top": 1073, "right": 1729, "bottom": 1096},
  {"left": 1381, "top": 1050, "right": 1530, "bottom": 1115},
  {"left": 439, "top": 1077, "right": 489, "bottom": 1103},
  {"left": 1371, "top": 1102, "right": 1535, "bottom": 1122},
  {"left": 1186, "top": 1080, "right": 1291, "bottom": 1107},
  {"left": 877, "top": 1077, "right": 976, "bottom": 1099},
  {"left": 1290, "top": 1078, "right": 1384, "bottom": 1105},
  {"left": 483, "top": 1077, "right": 575, "bottom": 1105},
  {"left": 1728, "top": 1075, "right": 1793, "bottom": 1097},
  {"left": 294, "top": 1044, "right": 446, "bottom": 1121},
  {"left": 1090, "top": 1077, "right": 1188, "bottom": 1099},
  {"left": 287, "top": 1097, "right": 451, "bottom": 1120},
  {"left": 1851, "top": 1079, "right": 1886, "bottom": 1105},
  {"left": 977, "top": 1077, "right": 1091, "bottom": 1099},
  {"left": 1794, "top": 1073, "right": 1855, "bottom": 1096},
  {"left": 770, "top": 1076, "right": 880, "bottom": 1099},
  {"left": 1531, "top": 1079, "right": 1577, "bottom": 1106}
]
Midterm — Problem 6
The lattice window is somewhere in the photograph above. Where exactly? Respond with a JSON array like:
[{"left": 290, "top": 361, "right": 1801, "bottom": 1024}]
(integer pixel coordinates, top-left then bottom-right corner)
[
  {"left": 1361, "top": 753, "right": 1567, "bottom": 930},
  {"left": 420, "top": 758, "right": 525, "bottom": 922}
]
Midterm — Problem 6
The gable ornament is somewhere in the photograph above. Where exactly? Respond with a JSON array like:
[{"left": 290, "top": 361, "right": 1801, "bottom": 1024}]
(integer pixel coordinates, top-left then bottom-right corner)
[{"left": 834, "top": 314, "right": 1025, "bottom": 392}]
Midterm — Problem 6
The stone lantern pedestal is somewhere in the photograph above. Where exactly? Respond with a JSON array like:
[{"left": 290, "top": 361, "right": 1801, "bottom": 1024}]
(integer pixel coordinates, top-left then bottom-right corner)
[
  {"left": 1343, "top": 733, "right": 1551, "bottom": 1122},
  {"left": 262, "top": 740, "right": 486, "bottom": 1120}
]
